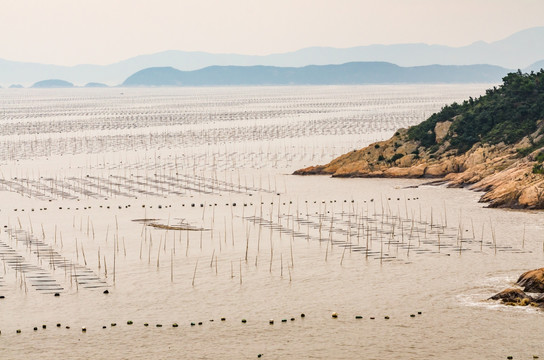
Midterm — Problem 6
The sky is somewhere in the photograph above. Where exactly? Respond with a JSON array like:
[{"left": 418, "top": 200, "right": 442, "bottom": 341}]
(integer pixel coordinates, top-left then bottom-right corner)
[{"left": 1, "top": 0, "right": 543, "bottom": 66}]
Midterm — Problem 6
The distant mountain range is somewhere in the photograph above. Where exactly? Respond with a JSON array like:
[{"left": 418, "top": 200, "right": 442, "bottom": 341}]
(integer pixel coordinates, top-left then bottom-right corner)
[
  {"left": 122, "top": 62, "right": 510, "bottom": 87},
  {"left": 1, "top": 27, "right": 543, "bottom": 87}
]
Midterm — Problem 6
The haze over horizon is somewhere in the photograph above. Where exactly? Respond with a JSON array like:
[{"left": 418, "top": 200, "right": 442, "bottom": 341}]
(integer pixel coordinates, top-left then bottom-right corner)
[{"left": 2, "top": 0, "right": 544, "bottom": 66}]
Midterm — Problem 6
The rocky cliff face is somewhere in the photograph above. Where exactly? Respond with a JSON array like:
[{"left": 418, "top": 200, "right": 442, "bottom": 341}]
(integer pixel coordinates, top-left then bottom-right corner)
[{"left": 294, "top": 120, "right": 544, "bottom": 209}]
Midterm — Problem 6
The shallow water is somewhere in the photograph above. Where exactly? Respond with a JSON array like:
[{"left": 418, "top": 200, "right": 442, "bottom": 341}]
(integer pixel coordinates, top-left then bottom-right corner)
[{"left": 1, "top": 85, "right": 543, "bottom": 359}]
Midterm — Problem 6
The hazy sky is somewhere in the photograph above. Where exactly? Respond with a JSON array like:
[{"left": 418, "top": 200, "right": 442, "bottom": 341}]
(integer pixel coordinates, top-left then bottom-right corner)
[{"left": 1, "top": 0, "right": 543, "bottom": 66}]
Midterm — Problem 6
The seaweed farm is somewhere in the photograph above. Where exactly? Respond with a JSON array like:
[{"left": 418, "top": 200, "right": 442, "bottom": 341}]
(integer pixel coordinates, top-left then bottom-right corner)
[{"left": 1, "top": 85, "right": 544, "bottom": 359}]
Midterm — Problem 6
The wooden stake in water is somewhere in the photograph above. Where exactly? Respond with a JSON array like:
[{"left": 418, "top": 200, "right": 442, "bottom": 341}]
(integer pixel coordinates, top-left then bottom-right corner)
[
  {"left": 192, "top": 259, "right": 198, "bottom": 287},
  {"left": 290, "top": 235, "right": 294, "bottom": 268},
  {"left": 157, "top": 237, "right": 162, "bottom": 268},
  {"left": 245, "top": 225, "right": 250, "bottom": 262},
  {"left": 239, "top": 258, "right": 242, "bottom": 285},
  {"left": 280, "top": 253, "right": 283, "bottom": 278},
  {"left": 81, "top": 244, "right": 87, "bottom": 265},
  {"left": 480, "top": 223, "right": 484, "bottom": 251},
  {"left": 522, "top": 224, "right": 525, "bottom": 249}
]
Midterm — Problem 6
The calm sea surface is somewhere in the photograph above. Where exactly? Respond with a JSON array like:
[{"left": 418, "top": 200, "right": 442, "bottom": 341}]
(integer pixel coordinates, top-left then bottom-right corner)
[{"left": 1, "top": 85, "right": 542, "bottom": 359}]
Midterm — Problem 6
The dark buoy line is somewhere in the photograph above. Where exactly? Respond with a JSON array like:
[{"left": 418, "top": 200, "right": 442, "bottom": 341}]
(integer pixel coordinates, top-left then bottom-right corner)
[{"left": 2, "top": 311, "right": 429, "bottom": 336}]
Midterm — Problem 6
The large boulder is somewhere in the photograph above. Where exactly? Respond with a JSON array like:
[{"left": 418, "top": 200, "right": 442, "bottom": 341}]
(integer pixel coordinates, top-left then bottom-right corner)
[
  {"left": 434, "top": 121, "right": 452, "bottom": 143},
  {"left": 517, "top": 268, "right": 544, "bottom": 293},
  {"left": 489, "top": 288, "right": 533, "bottom": 305}
]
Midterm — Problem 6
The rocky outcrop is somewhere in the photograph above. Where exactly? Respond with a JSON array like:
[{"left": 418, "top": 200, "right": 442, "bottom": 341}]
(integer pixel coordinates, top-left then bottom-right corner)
[
  {"left": 517, "top": 268, "right": 544, "bottom": 293},
  {"left": 489, "top": 268, "right": 544, "bottom": 308},
  {"left": 294, "top": 122, "right": 544, "bottom": 209},
  {"left": 434, "top": 120, "right": 452, "bottom": 143},
  {"left": 489, "top": 288, "right": 533, "bottom": 305}
]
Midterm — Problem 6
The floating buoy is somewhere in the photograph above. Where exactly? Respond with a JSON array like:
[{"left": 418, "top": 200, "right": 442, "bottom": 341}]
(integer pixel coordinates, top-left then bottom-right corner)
[
  {"left": 241, "top": 319, "right": 247, "bottom": 323},
  {"left": 172, "top": 323, "right": 178, "bottom": 327},
  {"left": 82, "top": 327, "right": 86, "bottom": 332},
  {"left": 331, "top": 312, "right": 338, "bottom": 318},
  {"left": 16, "top": 329, "right": 21, "bottom": 333},
  {"left": 103, "top": 290, "right": 109, "bottom": 294},
  {"left": 355, "top": 316, "right": 363, "bottom": 319},
  {"left": 156, "top": 324, "right": 162, "bottom": 327},
  {"left": 144, "top": 323, "right": 149, "bottom": 327},
  {"left": 370, "top": 317, "right": 375, "bottom": 320},
  {"left": 290, "top": 318, "right": 295, "bottom": 321},
  {"left": 300, "top": 313, "right": 305, "bottom": 318},
  {"left": 418, "top": 311, "right": 422, "bottom": 315},
  {"left": 34, "top": 327, "right": 38, "bottom": 331},
  {"left": 102, "top": 326, "right": 106, "bottom": 329},
  {"left": 269, "top": 319, "right": 274, "bottom": 324},
  {"left": 198, "top": 322, "right": 202, "bottom": 325},
  {"left": 191, "top": 322, "right": 195, "bottom": 326},
  {"left": 410, "top": 314, "right": 415, "bottom": 318},
  {"left": 111, "top": 323, "right": 117, "bottom": 327},
  {"left": 57, "top": 323, "right": 61, "bottom": 327},
  {"left": 507, "top": 357, "right": 513, "bottom": 360},
  {"left": 42, "top": 325, "right": 46, "bottom": 329},
  {"left": 66, "top": 326, "right": 70, "bottom": 329},
  {"left": 281, "top": 319, "right": 287, "bottom": 323},
  {"left": 127, "top": 321, "right": 133, "bottom": 325},
  {"left": 384, "top": 316, "right": 390, "bottom": 320},
  {"left": 54, "top": 293, "right": 60, "bottom": 297}
]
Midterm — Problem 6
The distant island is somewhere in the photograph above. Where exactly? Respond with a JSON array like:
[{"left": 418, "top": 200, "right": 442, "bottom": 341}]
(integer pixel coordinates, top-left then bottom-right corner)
[
  {"left": 9, "top": 84, "right": 23, "bottom": 88},
  {"left": 31, "top": 79, "right": 74, "bottom": 88},
  {"left": 122, "top": 62, "right": 509, "bottom": 87},
  {"left": 295, "top": 70, "right": 544, "bottom": 209},
  {"left": 84, "top": 82, "right": 108, "bottom": 88}
]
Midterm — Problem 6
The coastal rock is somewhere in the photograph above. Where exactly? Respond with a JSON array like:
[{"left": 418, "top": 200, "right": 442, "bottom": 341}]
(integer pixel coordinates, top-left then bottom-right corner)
[
  {"left": 383, "top": 163, "right": 427, "bottom": 177},
  {"left": 517, "top": 268, "right": 544, "bottom": 293},
  {"left": 294, "top": 125, "right": 544, "bottom": 209},
  {"left": 489, "top": 288, "right": 533, "bottom": 304},
  {"left": 434, "top": 121, "right": 452, "bottom": 143},
  {"left": 294, "top": 72, "right": 544, "bottom": 210}
]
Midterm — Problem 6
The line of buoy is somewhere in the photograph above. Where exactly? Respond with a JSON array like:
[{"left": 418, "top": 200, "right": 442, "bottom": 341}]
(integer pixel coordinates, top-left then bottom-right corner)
[{"left": 3, "top": 311, "right": 425, "bottom": 335}]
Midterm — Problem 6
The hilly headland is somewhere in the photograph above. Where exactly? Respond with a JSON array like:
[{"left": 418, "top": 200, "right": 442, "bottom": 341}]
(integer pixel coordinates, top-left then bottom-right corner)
[{"left": 294, "top": 70, "right": 544, "bottom": 209}]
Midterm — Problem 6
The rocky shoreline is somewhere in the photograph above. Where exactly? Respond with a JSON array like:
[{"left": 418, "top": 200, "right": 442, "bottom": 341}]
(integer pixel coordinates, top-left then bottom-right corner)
[
  {"left": 490, "top": 268, "right": 544, "bottom": 308},
  {"left": 294, "top": 120, "right": 544, "bottom": 209}
]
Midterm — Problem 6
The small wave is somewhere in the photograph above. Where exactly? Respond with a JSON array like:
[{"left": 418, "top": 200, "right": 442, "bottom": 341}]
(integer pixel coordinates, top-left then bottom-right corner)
[{"left": 456, "top": 293, "right": 541, "bottom": 314}]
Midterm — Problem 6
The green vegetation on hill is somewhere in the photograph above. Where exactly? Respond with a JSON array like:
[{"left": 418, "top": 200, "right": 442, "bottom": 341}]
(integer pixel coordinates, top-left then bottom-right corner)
[{"left": 407, "top": 70, "right": 544, "bottom": 154}]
